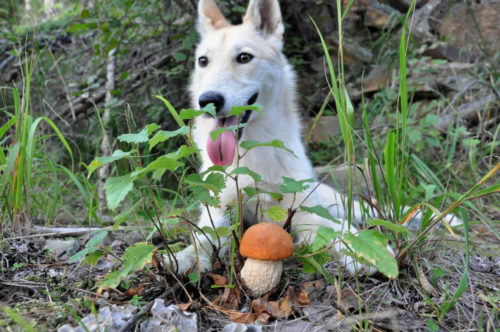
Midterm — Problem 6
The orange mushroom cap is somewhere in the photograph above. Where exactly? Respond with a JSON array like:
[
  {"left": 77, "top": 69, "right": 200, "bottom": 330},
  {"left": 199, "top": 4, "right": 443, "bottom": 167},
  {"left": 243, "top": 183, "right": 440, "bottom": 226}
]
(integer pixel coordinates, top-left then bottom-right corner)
[{"left": 239, "top": 222, "right": 294, "bottom": 260}]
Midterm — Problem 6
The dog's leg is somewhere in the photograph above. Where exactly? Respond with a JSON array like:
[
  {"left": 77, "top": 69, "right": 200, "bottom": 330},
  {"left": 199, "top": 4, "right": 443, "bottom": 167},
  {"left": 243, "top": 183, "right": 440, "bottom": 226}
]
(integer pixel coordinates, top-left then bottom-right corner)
[{"left": 168, "top": 206, "right": 229, "bottom": 274}]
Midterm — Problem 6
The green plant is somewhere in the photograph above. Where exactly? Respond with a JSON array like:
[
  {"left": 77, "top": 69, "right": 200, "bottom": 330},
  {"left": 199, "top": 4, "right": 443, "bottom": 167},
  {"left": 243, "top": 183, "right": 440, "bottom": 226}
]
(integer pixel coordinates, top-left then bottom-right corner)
[{"left": 0, "top": 53, "right": 75, "bottom": 226}]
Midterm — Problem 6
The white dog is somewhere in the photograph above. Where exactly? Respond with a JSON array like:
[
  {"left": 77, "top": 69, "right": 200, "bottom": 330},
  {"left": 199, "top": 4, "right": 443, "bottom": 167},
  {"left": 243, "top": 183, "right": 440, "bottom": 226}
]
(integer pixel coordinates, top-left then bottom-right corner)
[
  {"left": 173, "top": 0, "right": 459, "bottom": 276},
  {"left": 168, "top": 0, "right": 379, "bottom": 276}
]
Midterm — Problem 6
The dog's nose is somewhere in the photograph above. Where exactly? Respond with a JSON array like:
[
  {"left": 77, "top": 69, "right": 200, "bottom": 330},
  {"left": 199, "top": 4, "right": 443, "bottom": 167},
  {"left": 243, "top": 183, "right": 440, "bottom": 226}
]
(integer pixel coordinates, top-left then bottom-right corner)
[{"left": 199, "top": 91, "right": 225, "bottom": 113}]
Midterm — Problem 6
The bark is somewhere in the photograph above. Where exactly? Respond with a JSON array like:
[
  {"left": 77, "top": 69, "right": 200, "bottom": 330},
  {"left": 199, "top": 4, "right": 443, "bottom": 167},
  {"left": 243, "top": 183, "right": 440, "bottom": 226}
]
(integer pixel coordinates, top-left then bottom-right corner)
[{"left": 97, "top": 48, "right": 116, "bottom": 209}]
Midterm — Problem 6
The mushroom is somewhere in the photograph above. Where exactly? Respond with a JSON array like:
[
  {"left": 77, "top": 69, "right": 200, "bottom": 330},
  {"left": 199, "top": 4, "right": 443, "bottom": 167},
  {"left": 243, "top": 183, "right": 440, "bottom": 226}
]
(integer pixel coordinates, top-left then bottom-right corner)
[{"left": 239, "top": 222, "right": 294, "bottom": 296}]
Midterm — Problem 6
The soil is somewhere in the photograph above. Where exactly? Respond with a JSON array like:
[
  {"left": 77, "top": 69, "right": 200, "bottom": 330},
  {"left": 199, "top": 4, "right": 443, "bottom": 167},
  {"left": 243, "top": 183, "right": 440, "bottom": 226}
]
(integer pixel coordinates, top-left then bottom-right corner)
[{"left": 1, "top": 221, "right": 499, "bottom": 331}]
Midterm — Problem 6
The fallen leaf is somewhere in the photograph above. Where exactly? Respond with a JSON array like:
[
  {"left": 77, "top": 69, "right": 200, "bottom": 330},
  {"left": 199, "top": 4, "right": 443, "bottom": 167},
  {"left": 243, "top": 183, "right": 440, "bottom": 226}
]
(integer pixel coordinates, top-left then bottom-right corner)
[
  {"left": 207, "top": 273, "right": 228, "bottom": 286},
  {"left": 220, "top": 287, "right": 241, "bottom": 310},
  {"left": 417, "top": 265, "right": 438, "bottom": 297},
  {"left": 252, "top": 297, "right": 292, "bottom": 319},
  {"left": 122, "top": 284, "right": 144, "bottom": 298},
  {"left": 176, "top": 302, "right": 196, "bottom": 311},
  {"left": 256, "top": 312, "right": 270, "bottom": 325},
  {"left": 286, "top": 286, "right": 311, "bottom": 306},
  {"left": 229, "top": 312, "right": 256, "bottom": 324}
]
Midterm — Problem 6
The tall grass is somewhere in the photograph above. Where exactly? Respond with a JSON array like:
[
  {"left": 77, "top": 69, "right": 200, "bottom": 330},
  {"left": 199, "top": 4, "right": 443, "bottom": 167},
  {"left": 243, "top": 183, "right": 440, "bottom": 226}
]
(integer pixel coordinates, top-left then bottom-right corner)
[
  {"left": 312, "top": 0, "right": 499, "bottom": 323},
  {"left": 0, "top": 49, "right": 79, "bottom": 226}
]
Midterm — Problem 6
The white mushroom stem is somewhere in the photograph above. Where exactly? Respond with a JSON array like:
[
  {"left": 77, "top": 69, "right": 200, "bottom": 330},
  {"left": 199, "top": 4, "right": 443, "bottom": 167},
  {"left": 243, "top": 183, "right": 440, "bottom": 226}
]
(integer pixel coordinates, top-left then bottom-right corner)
[{"left": 240, "top": 258, "right": 283, "bottom": 297}]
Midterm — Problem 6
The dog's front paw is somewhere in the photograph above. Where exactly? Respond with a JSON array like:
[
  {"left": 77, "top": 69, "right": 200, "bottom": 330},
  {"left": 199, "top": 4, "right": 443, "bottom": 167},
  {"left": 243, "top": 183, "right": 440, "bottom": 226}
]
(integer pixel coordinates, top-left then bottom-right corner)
[{"left": 163, "top": 245, "right": 213, "bottom": 275}]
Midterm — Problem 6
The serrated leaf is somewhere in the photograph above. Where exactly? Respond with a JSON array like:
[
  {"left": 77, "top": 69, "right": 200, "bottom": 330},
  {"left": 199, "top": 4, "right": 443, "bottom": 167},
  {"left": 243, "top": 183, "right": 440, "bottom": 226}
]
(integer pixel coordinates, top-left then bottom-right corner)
[
  {"left": 209, "top": 124, "right": 244, "bottom": 142},
  {"left": 88, "top": 149, "right": 135, "bottom": 176},
  {"left": 228, "top": 103, "right": 262, "bottom": 116},
  {"left": 149, "top": 126, "right": 190, "bottom": 151},
  {"left": 243, "top": 186, "right": 257, "bottom": 198},
  {"left": 368, "top": 219, "right": 408, "bottom": 233},
  {"left": 83, "top": 251, "right": 105, "bottom": 266},
  {"left": 165, "top": 145, "right": 197, "bottom": 160},
  {"left": 344, "top": 230, "right": 398, "bottom": 279},
  {"left": 240, "top": 139, "right": 296, "bottom": 157},
  {"left": 202, "top": 226, "right": 217, "bottom": 240},
  {"left": 311, "top": 226, "right": 340, "bottom": 252},
  {"left": 97, "top": 242, "right": 156, "bottom": 293},
  {"left": 279, "top": 177, "right": 314, "bottom": 194},
  {"left": 105, "top": 175, "right": 135, "bottom": 210},
  {"left": 230, "top": 166, "right": 262, "bottom": 182},
  {"left": 180, "top": 104, "right": 216, "bottom": 119},
  {"left": 265, "top": 206, "right": 288, "bottom": 222},
  {"left": 69, "top": 231, "right": 108, "bottom": 263},
  {"left": 118, "top": 124, "right": 159, "bottom": 143},
  {"left": 300, "top": 205, "right": 340, "bottom": 224},
  {"left": 185, "top": 174, "right": 222, "bottom": 206},
  {"left": 131, "top": 155, "right": 183, "bottom": 178},
  {"left": 185, "top": 173, "right": 225, "bottom": 194}
]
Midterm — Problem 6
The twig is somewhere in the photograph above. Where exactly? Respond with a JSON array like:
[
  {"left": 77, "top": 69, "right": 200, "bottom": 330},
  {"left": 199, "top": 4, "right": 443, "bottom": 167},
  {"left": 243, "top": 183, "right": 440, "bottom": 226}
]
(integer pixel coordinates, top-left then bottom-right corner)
[{"left": 97, "top": 47, "right": 117, "bottom": 208}]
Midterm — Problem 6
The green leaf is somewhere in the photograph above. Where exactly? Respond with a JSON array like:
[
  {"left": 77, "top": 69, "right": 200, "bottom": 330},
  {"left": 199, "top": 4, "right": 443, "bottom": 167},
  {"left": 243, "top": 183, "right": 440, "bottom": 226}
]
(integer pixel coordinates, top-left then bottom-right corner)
[
  {"left": 131, "top": 155, "right": 183, "bottom": 179},
  {"left": 343, "top": 230, "right": 398, "bottom": 279},
  {"left": 311, "top": 226, "right": 340, "bottom": 252},
  {"left": 165, "top": 145, "right": 198, "bottom": 160},
  {"left": 149, "top": 126, "right": 190, "bottom": 151},
  {"left": 188, "top": 273, "right": 199, "bottom": 283},
  {"left": 185, "top": 173, "right": 225, "bottom": 194},
  {"left": 367, "top": 219, "right": 408, "bottom": 233},
  {"left": 243, "top": 186, "right": 257, "bottom": 198},
  {"left": 173, "top": 52, "right": 187, "bottom": 61},
  {"left": 240, "top": 139, "right": 296, "bottom": 157},
  {"left": 279, "top": 177, "right": 314, "bottom": 194},
  {"left": 88, "top": 149, "right": 135, "bottom": 176},
  {"left": 105, "top": 174, "right": 135, "bottom": 210},
  {"left": 118, "top": 124, "right": 160, "bottom": 144},
  {"left": 229, "top": 103, "right": 262, "bottom": 116},
  {"left": 230, "top": 166, "right": 262, "bottom": 182},
  {"left": 180, "top": 104, "right": 216, "bottom": 119},
  {"left": 265, "top": 206, "right": 288, "bottom": 222},
  {"left": 84, "top": 251, "right": 106, "bottom": 266},
  {"left": 96, "top": 243, "right": 156, "bottom": 292},
  {"left": 300, "top": 205, "right": 340, "bottom": 224},
  {"left": 69, "top": 231, "right": 108, "bottom": 263},
  {"left": 209, "top": 124, "right": 244, "bottom": 142},
  {"left": 185, "top": 173, "right": 225, "bottom": 206}
]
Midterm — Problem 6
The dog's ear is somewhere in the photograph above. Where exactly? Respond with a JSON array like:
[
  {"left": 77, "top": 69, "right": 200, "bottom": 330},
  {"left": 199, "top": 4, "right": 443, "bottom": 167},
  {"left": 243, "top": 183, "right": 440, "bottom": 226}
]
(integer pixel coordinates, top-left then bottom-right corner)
[
  {"left": 198, "top": 0, "right": 230, "bottom": 35},
  {"left": 243, "top": 0, "right": 284, "bottom": 39}
]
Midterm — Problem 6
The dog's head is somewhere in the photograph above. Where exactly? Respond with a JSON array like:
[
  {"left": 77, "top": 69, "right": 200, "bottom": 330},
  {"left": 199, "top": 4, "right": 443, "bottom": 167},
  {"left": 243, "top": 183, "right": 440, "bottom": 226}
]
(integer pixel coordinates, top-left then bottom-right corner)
[{"left": 190, "top": 0, "right": 286, "bottom": 165}]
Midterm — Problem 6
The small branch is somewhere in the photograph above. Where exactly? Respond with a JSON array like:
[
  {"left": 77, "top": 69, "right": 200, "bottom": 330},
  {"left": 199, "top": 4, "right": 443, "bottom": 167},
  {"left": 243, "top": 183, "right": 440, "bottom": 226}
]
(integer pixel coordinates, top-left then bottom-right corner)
[{"left": 97, "top": 48, "right": 117, "bottom": 208}]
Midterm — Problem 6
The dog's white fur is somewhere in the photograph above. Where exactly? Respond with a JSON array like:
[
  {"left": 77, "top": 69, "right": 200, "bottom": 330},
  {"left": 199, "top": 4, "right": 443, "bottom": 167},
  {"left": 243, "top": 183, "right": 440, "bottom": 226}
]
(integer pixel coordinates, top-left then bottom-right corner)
[
  {"left": 175, "top": 0, "right": 460, "bottom": 276},
  {"left": 171, "top": 0, "right": 379, "bottom": 276}
]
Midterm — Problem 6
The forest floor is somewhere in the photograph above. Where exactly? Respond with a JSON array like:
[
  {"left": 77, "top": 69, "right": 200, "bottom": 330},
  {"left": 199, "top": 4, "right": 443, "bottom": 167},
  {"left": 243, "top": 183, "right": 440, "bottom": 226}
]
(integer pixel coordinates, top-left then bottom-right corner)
[{"left": 1, "top": 0, "right": 499, "bottom": 331}]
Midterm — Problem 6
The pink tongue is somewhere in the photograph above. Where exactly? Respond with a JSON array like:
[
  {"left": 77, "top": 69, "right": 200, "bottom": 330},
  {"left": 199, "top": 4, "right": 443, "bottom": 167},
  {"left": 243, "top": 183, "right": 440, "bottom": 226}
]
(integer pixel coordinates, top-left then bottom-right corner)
[{"left": 206, "top": 117, "right": 237, "bottom": 166}]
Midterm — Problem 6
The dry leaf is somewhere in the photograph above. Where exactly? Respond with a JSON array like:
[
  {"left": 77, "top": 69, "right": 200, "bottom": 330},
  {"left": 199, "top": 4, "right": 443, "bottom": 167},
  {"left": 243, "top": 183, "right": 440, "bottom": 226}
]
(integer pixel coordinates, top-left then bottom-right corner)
[
  {"left": 229, "top": 312, "right": 256, "bottom": 324},
  {"left": 252, "top": 297, "right": 292, "bottom": 319},
  {"left": 220, "top": 287, "right": 241, "bottom": 310},
  {"left": 286, "top": 286, "right": 311, "bottom": 306},
  {"left": 207, "top": 273, "right": 228, "bottom": 286},
  {"left": 122, "top": 284, "right": 144, "bottom": 298},
  {"left": 176, "top": 301, "right": 196, "bottom": 311},
  {"left": 417, "top": 265, "right": 438, "bottom": 297},
  {"left": 256, "top": 312, "right": 270, "bottom": 324}
]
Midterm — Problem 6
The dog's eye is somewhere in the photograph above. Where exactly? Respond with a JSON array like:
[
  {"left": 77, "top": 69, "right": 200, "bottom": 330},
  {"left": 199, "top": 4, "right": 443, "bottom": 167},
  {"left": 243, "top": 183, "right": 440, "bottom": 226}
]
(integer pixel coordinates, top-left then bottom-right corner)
[
  {"left": 236, "top": 52, "right": 253, "bottom": 64},
  {"left": 198, "top": 56, "right": 209, "bottom": 67}
]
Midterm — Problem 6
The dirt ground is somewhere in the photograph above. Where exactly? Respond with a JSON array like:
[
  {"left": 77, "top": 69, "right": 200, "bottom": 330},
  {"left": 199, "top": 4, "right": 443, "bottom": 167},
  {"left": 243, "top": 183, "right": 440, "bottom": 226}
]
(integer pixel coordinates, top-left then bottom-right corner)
[{"left": 1, "top": 220, "right": 498, "bottom": 331}]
